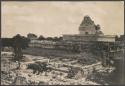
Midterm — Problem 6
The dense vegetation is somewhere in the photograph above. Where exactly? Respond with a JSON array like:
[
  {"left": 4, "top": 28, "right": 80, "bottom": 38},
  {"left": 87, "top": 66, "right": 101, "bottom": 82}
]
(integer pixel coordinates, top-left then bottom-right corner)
[
  {"left": 38, "top": 36, "right": 63, "bottom": 41},
  {"left": 2, "top": 34, "right": 31, "bottom": 69},
  {"left": 2, "top": 34, "right": 30, "bottom": 49}
]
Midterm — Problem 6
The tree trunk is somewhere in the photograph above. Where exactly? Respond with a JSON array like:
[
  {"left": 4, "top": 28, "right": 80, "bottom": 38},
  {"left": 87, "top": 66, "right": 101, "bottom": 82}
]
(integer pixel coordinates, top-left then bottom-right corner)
[{"left": 16, "top": 61, "right": 21, "bottom": 69}]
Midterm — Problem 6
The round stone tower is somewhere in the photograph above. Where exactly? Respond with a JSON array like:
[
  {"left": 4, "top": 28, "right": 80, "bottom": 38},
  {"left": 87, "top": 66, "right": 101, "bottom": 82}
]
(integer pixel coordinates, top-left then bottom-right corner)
[{"left": 79, "top": 15, "right": 96, "bottom": 35}]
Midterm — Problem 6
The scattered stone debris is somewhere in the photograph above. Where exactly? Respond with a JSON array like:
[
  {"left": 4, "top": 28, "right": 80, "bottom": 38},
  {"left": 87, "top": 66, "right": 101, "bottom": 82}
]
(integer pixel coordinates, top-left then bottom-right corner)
[{"left": 1, "top": 51, "right": 116, "bottom": 85}]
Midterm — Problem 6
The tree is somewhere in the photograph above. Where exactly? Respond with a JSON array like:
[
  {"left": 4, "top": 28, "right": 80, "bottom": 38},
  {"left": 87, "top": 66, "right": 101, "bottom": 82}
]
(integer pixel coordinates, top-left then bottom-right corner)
[
  {"left": 12, "top": 34, "right": 30, "bottom": 69},
  {"left": 58, "top": 37, "right": 63, "bottom": 40},
  {"left": 2, "top": 38, "right": 13, "bottom": 47},
  {"left": 95, "top": 24, "right": 100, "bottom": 31},
  {"left": 53, "top": 37, "right": 58, "bottom": 41},
  {"left": 115, "top": 35, "right": 119, "bottom": 41},
  {"left": 46, "top": 37, "right": 53, "bottom": 40},
  {"left": 53, "top": 36, "right": 63, "bottom": 41},
  {"left": 21, "top": 36, "right": 30, "bottom": 49},
  {"left": 38, "top": 35, "right": 45, "bottom": 40},
  {"left": 27, "top": 33, "right": 37, "bottom": 40}
]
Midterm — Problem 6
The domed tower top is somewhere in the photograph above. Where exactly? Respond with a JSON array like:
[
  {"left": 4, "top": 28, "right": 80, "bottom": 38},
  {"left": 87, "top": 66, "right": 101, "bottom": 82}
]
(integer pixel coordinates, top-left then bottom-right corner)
[
  {"left": 79, "top": 16, "right": 96, "bottom": 35},
  {"left": 80, "top": 15, "right": 94, "bottom": 26}
]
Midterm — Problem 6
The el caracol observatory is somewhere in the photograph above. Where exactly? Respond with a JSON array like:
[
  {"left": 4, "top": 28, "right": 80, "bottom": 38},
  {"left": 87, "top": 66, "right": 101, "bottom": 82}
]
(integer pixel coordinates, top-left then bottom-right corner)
[{"left": 63, "top": 15, "right": 116, "bottom": 42}]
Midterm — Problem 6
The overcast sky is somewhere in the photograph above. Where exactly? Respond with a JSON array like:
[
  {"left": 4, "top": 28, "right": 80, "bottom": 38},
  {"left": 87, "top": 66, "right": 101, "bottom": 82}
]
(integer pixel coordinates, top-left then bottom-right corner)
[{"left": 2, "top": 1, "right": 124, "bottom": 38}]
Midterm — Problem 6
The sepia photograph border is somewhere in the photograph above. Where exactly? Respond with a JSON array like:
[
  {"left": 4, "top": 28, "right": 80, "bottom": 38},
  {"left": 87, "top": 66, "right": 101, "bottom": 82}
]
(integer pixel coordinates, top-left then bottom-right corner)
[{"left": 0, "top": 0, "right": 125, "bottom": 86}]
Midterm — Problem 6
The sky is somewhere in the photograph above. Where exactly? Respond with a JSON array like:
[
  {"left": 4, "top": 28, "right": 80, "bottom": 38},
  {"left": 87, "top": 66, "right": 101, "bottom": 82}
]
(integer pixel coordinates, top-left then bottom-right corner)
[{"left": 1, "top": 1, "right": 124, "bottom": 38}]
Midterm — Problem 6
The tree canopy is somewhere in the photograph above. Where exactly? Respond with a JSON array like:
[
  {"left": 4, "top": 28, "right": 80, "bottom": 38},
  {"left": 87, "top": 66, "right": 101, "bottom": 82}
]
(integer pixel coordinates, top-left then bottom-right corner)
[
  {"left": 2, "top": 38, "right": 13, "bottom": 47},
  {"left": 2, "top": 34, "right": 30, "bottom": 49},
  {"left": 12, "top": 34, "right": 30, "bottom": 49},
  {"left": 38, "top": 35, "right": 45, "bottom": 40}
]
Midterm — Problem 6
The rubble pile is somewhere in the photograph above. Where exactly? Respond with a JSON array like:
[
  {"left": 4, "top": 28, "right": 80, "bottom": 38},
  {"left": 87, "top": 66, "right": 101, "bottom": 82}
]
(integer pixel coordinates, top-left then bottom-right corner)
[{"left": 1, "top": 52, "right": 115, "bottom": 85}]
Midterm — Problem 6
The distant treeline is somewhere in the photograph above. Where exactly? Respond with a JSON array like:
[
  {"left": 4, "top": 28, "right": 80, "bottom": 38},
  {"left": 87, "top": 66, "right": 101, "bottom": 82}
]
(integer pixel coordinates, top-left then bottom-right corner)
[
  {"left": 38, "top": 36, "right": 63, "bottom": 41},
  {"left": 1, "top": 34, "right": 63, "bottom": 49},
  {"left": 2, "top": 34, "right": 30, "bottom": 49},
  {"left": 27, "top": 33, "right": 63, "bottom": 41},
  {"left": 2, "top": 33, "right": 124, "bottom": 49}
]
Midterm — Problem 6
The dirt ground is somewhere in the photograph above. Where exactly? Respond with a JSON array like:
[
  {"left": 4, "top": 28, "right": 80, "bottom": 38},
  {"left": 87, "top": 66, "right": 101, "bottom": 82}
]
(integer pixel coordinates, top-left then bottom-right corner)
[{"left": 1, "top": 51, "right": 115, "bottom": 85}]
